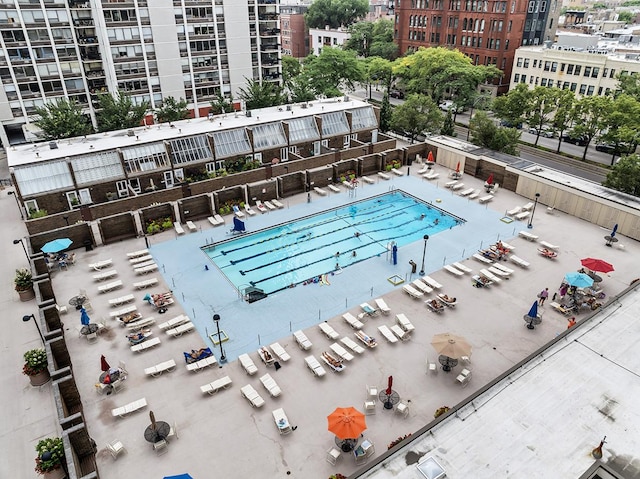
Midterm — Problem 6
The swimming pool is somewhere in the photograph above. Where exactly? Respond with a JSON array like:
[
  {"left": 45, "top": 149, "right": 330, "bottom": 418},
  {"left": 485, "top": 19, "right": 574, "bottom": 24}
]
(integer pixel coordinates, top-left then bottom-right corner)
[{"left": 203, "top": 192, "right": 464, "bottom": 295}]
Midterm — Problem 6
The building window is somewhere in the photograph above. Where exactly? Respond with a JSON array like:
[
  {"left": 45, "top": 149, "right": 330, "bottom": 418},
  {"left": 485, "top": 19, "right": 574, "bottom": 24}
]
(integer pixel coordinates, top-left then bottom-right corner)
[
  {"left": 280, "top": 147, "right": 289, "bottom": 161},
  {"left": 560, "top": 63, "right": 565, "bottom": 72},
  {"left": 523, "top": 58, "right": 529, "bottom": 67},
  {"left": 592, "top": 67, "right": 599, "bottom": 78},
  {"left": 514, "top": 73, "right": 520, "bottom": 83},
  {"left": 574, "top": 65, "right": 581, "bottom": 75},
  {"left": 541, "top": 78, "right": 547, "bottom": 86},
  {"left": 603, "top": 68, "right": 608, "bottom": 77},
  {"left": 609, "top": 69, "right": 616, "bottom": 78},
  {"left": 583, "top": 66, "right": 591, "bottom": 77},
  {"left": 551, "top": 62, "right": 557, "bottom": 72},
  {"left": 587, "top": 85, "right": 595, "bottom": 95},
  {"left": 567, "top": 64, "right": 574, "bottom": 74},
  {"left": 520, "top": 74, "right": 526, "bottom": 83},
  {"left": 24, "top": 199, "right": 39, "bottom": 215},
  {"left": 517, "top": 57, "right": 523, "bottom": 67},
  {"left": 544, "top": 61, "right": 550, "bottom": 71}
]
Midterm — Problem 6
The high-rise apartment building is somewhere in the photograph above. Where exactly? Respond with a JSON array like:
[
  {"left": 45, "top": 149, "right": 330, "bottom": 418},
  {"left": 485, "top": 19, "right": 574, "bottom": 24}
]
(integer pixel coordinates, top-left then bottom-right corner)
[
  {"left": 392, "top": 0, "right": 560, "bottom": 93},
  {"left": 0, "top": 0, "right": 282, "bottom": 146}
]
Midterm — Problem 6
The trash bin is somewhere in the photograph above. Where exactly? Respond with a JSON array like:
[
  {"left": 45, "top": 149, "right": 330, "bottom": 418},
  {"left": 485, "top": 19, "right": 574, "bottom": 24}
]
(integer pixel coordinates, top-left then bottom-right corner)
[
  {"left": 83, "top": 239, "right": 93, "bottom": 251},
  {"left": 409, "top": 260, "right": 417, "bottom": 274}
]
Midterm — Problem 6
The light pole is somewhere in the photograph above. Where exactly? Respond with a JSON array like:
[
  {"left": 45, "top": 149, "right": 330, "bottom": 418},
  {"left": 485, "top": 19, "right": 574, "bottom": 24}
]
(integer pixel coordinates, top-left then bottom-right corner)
[
  {"left": 419, "top": 235, "right": 429, "bottom": 276},
  {"left": 13, "top": 238, "right": 29, "bottom": 262},
  {"left": 527, "top": 193, "right": 541, "bottom": 229},
  {"left": 23, "top": 314, "right": 45, "bottom": 346},
  {"left": 7, "top": 191, "right": 24, "bottom": 220},
  {"left": 213, "top": 314, "right": 226, "bottom": 363}
]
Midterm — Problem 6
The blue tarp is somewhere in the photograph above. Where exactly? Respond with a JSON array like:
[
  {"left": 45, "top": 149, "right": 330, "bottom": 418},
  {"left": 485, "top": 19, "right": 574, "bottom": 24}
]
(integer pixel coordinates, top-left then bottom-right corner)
[{"left": 232, "top": 217, "right": 246, "bottom": 233}]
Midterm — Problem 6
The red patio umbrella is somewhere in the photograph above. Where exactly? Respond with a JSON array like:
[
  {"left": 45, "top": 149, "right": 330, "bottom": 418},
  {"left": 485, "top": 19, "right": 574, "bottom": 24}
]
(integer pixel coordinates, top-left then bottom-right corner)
[
  {"left": 386, "top": 375, "right": 393, "bottom": 395},
  {"left": 327, "top": 407, "right": 367, "bottom": 440},
  {"left": 100, "top": 355, "right": 110, "bottom": 372},
  {"left": 427, "top": 151, "right": 435, "bottom": 163},
  {"left": 580, "top": 258, "right": 614, "bottom": 273},
  {"left": 486, "top": 174, "right": 494, "bottom": 185}
]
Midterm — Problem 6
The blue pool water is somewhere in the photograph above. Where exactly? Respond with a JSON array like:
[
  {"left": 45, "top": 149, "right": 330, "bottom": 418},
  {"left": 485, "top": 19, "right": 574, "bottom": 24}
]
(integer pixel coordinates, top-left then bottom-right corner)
[{"left": 203, "top": 192, "right": 464, "bottom": 295}]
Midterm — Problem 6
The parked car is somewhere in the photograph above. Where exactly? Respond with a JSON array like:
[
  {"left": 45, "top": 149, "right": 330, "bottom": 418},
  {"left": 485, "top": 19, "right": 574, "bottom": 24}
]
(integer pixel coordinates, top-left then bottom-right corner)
[
  {"left": 438, "top": 100, "right": 462, "bottom": 112},
  {"left": 500, "top": 120, "right": 523, "bottom": 129},
  {"left": 561, "top": 132, "right": 589, "bottom": 146},
  {"left": 595, "top": 142, "right": 634, "bottom": 155},
  {"left": 389, "top": 90, "right": 405, "bottom": 99},
  {"left": 528, "top": 127, "right": 555, "bottom": 138}
]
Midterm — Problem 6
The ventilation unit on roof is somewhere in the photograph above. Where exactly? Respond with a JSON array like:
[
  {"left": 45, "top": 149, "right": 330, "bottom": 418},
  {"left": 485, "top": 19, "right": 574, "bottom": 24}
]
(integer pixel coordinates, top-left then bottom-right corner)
[{"left": 49, "top": 141, "right": 58, "bottom": 149}]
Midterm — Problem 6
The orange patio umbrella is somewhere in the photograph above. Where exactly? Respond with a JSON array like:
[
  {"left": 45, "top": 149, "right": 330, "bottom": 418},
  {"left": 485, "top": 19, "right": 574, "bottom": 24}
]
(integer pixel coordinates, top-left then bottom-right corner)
[
  {"left": 427, "top": 151, "right": 435, "bottom": 163},
  {"left": 327, "top": 407, "right": 367, "bottom": 440}
]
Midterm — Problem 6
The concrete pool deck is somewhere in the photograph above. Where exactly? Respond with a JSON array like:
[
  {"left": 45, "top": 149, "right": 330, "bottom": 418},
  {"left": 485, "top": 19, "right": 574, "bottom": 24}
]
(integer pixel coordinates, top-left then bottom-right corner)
[{"left": 3, "top": 160, "right": 637, "bottom": 479}]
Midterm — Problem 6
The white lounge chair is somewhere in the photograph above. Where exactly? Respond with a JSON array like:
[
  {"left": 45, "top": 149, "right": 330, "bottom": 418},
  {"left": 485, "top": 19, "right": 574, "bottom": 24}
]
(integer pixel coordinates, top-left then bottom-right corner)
[
  {"left": 540, "top": 240, "right": 559, "bottom": 250},
  {"left": 208, "top": 216, "right": 222, "bottom": 226},
  {"left": 488, "top": 266, "right": 510, "bottom": 278},
  {"left": 515, "top": 211, "right": 530, "bottom": 221},
  {"left": 472, "top": 253, "right": 494, "bottom": 264},
  {"left": 214, "top": 214, "right": 225, "bottom": 224},
  {"left": 108, "top": 294, "right": 135, "bottom": 307},
  {"left": 304, "top": 355, "right": 327, "bottom": 377},
  {"left": 478, "top": 194, "right": 494, "bottom": 204},
  {"left": 395, "top": 313, "right": 415, "bottom": 332},
  {"left": 328, "top": 184, "right": 341, "bottom": 193},
  {"left": 111, "top": 398, "right": 147, "bottom": 418},
  {"left": 521, "top": 202, "right": 535, "bottom": 211},
  {"left": 93, "top": 269, "right": 118, "bottom": 281},
  {"left": 506, "top": 206, "right": 522, "bottom": 216},
  {"left": 200, "top": 376, "right": 232, "bottom": 395},
  {"left": 129, "top": 255, "right": 153, "bottom": 264},
  {"left": 354, "top": 330, "right": 378, "bottom": 348},
  {"left": 158, "top": 314, "right": 189, "bottom": 330},
  {"left": 374, "top": 298, "right": 391, "bottom": 315},
  {"left": 144, "top": 359, "right": 177, "bottom": 377},
  {"left": 445, "top": 180, "right": 458, "bottom": 188},
  {"left": 109, "top": 304, "right": 137, "bottom": 319},
  {"left": 174, "top": 222, "right": 185, "bottom": 235},
  {"left": 314, "top": 186, "right": 328, "bottom": 196},
  {"left": 422, "top": 275, "right": 443, "bottom": 289},
  {"left": 444, "top": 264, "right": 464, "bottom": 276},
  {"left": 130, "top": 337, "right": 161, "bottom": 353},
  {"left": 423, "top": 172, "right": 439, "bottom": 180},
  {"left": 89, "top": 259, "right": 113, "bottom": 271},
  {"left": 260, "top": 343, "right": 285, "bottom": 363},
  {"left": 468, "top": 190, "right": 480, "bottom": 199},
  {"left": 402, "top": 284, "right": 424, "bottom": 299},
  {"left": 451, "top": 182, "right": 465, "bottom": 191},
  {"left": 238, "top": 353, "right": 258, "bottom": 375},
  {"left": 127, "top": 249, "right": 149, "bottom": 258},
  {"left": 391, "top": 167, "right": 404, "bottom": 176},
  {"left": 125, "top": 317, "right": 155, "bottom": 331},
  {"left": 272, "top": 408, "right": 292, "bottom": 435},
  {"left": 359, "top": 302, "right": 378, "bottom": 317},
  {"left": 98, "top": 280, "right": 124, "bottom": 293},
  {"left": 361, "top": 176, "right": 375, "bottom": 184},
  {"left": 491, "top": 262, "right": 515, "bottom": 274},
  {"left": 271, "top": 199, "right": 284, "bottom": 208},
  {"left": 134, "top": 264, "right": 158, "bottom": 275},
  {"left": 166, "top": 322, "right": 195, "bottom": 338},
  {"left": 133, "top": 277, "right": 158, "bottom": 289},
  {"left": 319, "top": 322, "right": 340, "bottom": 340},
  {"left": 377, "top": 325, "right": 398, "bottom": 343},
  {"left": 186, "top": 220, "right": 197, "bottom": 232},
  {"left": 480, "top": 268, "right": 502, "bottom": 283},
  {"left": 321, "top": 351, "right": 345, "bottom": 372},
  {"left": 240, "top": 384, "right": 265, "bottom": 408},
  {"left": 390, "top": 324, "right": 410, "bottom": 341},
  {"left": 518, "top": 230, "right": 539, "bottom": 241},
  {"left": 341, "top": 336, "right": 365, "bottom": 354},
  {"left": 412, "top": 279, "right": 433, "bottom": 294},
  {"left": 244, "top": 204, "right": 257, "bottom": 216},
  {"left": 377, "top": 172, "right": 390, "bottom": 180},
  {"left": 255, "top": 201, "right": 269, "bottom": 213},
  {"left": 453, "top": 262, "right": 472, "bottom": 273},
  {"left": 342, "top": 312, "right": 364, "bottom": 330},
  {"left": 293, "top": 330, "right": 313, "bottom": 349},
  {"left": 330, "top": 343, "right": 354, "bottom": 361},
  {"left": 459, "top": 187, "right": 474, "bottom": 196},
  {"left": 233, "top": 205, "right": 245, "bottom": 218},
  {"left": 260, "top": 373, "right": 282, "bottom": 397},
  {"left": 186, "top": 356, "right": 218, "bottom": 372},
  {"left": 263, "top": 200, "right": 276, "bottom": 211}
]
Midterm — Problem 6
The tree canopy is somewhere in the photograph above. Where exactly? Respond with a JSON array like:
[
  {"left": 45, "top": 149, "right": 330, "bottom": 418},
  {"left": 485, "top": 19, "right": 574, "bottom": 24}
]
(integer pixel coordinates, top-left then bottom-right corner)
[
  {"left": 305, "top": 0, "right": 369, "bottom": 29},
  {"left": 303, "top": 47, "right": 365, "bottom": 96},
  {"left": 237, "top": 78, "right": 285, "bottom": 110},
  {"left": 469, "top": 111, "right": 520, "bottom": 155},
  {"left": 390, "top": 94, "right": 443, "bottom": 143},
  {"left": 571, "top": 95, "right": 613, "bottom": 161},
  {"left": 96, "top": 91, "right": 149, "bottom": 132},
  {"left": 603, "top": 154, "right": 640, "bottom": 196},
  {"left": 33, "top": 98, "right": 92, "bottom": 140},
  {"left": 344, "top": 19, "right": 398, "bottom": 61},
  {"left": 393, "top": 47, "right": 500, "bottom": 104},
  {"left": 155, "top": 97, "right": 189, "bottom": 123}
]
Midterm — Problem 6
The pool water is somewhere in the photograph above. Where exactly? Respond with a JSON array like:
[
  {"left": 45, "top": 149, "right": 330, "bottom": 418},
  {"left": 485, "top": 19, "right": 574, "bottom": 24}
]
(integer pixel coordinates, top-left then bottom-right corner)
[{"left": 203, "top": 192, "right": 463, "bottom": 295}]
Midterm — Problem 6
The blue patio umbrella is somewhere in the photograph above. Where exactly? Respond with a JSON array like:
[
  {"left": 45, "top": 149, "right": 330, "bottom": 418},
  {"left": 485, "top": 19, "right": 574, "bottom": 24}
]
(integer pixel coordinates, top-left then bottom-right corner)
[
  {"left": 564, "top": 272, "right": 594, "bottom": 289},
  {"left": 610, "top": 224, "right": 618, "bottom": 238},
  {"left": 80, "top": 307, "right": 91, "bottom": 326},
  {"left": 163, "top": 475, "right": 193, "bottom": 479},
  {"left": 523, "top": 301, "right": 541, "bottom": 329},
  {"left": 41, "top": 238, "right": 72, "bottom": 254}
]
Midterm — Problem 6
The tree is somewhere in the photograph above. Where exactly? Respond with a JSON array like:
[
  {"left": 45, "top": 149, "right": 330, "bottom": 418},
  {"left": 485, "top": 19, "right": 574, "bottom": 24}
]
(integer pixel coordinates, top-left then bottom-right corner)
[
  {"left": 282, "top": 55, "right": 302, "bottom": 92},
  {"left": 209, "top": 93, "right": 235, "bottom": 115},
  {"left": 524, "top": 87, "right": 559, "bottom": 146},
  {"left": 393, "top": 47, "right": 500, "bottom": 104},
  {"left": 289, "top": 72, "right": 317, "bottom": 103},
  {"left": 237, "top": 78, "right": 285, "bottom": 110},
  {"left": 363, "top": 56, "right": 393, "bottom": 99},
  {"left": 304, "top": 48, "right": 365, "bottom": 97},
  {"left": 345, "top": 19, "right": 397, "bottom": 61},
  {"left": 603, "top": 154, "right": 640, "bottom": 196},
  {"left": 305, "top": 0, "right": 369, "bottom": 29},
  {"left": 345, "top": 21, "right": 374, "bottom": 57},
  {"left": 571, "top": 95, "right": 613, "bottom": 161},
  {"left": 616, "top": 73, "right": 640, "bottom": 101},
  {"left": 469, "top": 111, "right": 520, "bottom": 155},
  {"left": 599, "top": 94, "right": 640, "bottom": 165},
  {"left": 390, "top": 94, "right": 443, "bottom": 144},
  {"left": 552, "top": 89, "right": 576, "bottom": 153},
  {"left": 492, "top": 83, "right": 530, "bottom": 127},
  {"left": 96, "top": 91, "right": 148, "bottom": 132},
  {"left": 155, "top": 97, "right": 189, "bottom": 123},
  {"left": 618, "top": 11, "right": 633, "bottom": 22},
  {"left": 33, "top": 98, "right": 92, "bottom": 140},
  {"left": 379, "top": 91, "right": 392, "bottom": 132},
  {"left": 441, "top": 109, "right": 456, "bottom": 137}
]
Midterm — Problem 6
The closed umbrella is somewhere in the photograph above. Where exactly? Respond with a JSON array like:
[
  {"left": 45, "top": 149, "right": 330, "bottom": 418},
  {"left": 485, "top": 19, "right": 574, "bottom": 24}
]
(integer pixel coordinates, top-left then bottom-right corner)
[
  {"left": 580, "top": 258, "right": 614, "bottom": 274},
  {"left": 455, "top": 161, "right": 460, "bottom": 173},
  {"left": 610, "top": 224, "right": 618, "bottom": 238},
  {"left": 564, "top": 272, "right": 594, "bottom": 288},
  {"left": 327, "top": 407, "right": 367, "bottom": 440},
  {"left": 100, "top": 355, "right": 110, "bottom": 372},
  {"left": 41, "top": 238, "right": 72, "bottom": 254},
  {"left": 486, "top": 174, "right": 494, "bottom": 185},
  {"left": 150, "top": 410, "right": 157, "bottom": 431},
  {"left": 523, "top": 301, "right": 542, "bottom": 329},
  {"left": 427, "top": 151, "right": 434, "bottom": 163},
  {"left": 80, "top": 307, "right": 91, "bottom": 326},
  {"left": 386, "top": 375, "right": 393, "bottom": 395},
  {"left": 431, "top": 333, "right": 472, "bottom": 359}
]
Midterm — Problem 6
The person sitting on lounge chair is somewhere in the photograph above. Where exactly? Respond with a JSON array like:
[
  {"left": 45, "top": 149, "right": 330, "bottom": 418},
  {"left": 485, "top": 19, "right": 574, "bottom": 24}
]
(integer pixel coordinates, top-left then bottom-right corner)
[
  {"left": 538, "top": 248, "right": 557, "bottom": 258},
  {"left": 190, "top": 348, "right": 210, "bottom": 360},
  {"left": 126, "top": 331, "right": 148, "bottom": 343},
  {"left": 260, "top": 348, "right": 273, "bottom": 361},
  {"left": 322, "top": 352, "right": 342, "bottom": 368},
  {"left": 440, "top": 294, "right": 456, "bottom": 303},
  {"left": 429, "top": 299, "right": 444, "bottom": 310}
]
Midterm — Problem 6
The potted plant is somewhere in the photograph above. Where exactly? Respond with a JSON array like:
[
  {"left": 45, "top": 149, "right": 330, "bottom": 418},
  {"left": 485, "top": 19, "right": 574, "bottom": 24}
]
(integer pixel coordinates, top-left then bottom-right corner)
[
  {"left": 15, "top": 268, "right": 35, "bottom": 301},
  {"left": 23, "top": 348, "right": 50, "bottom": 386},
  {"left": 34, "top": 437, "right": 65, "bottom": 478}
]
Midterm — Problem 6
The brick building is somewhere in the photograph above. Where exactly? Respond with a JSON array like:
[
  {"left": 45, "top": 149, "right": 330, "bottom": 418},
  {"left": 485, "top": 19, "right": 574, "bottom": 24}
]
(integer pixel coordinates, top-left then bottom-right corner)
[
  {"left": 280, "top": 5, "right": 309, "bottom": 58},
  {"left": 392, "top": 0, "right": 561, "bottom": 93}
]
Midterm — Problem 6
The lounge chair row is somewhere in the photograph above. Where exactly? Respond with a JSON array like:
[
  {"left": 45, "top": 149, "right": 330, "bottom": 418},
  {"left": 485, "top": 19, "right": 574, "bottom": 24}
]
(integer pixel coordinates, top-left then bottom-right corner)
[
  {"left": 240, "top": 384, "right": 265, "bottom": 408},
  {"left": 99, "top": 280, "right": 124, "bottom": 294},
  {"left": 111, "top": 398, "right": 147, "bottom": 418},
  {"left": 93, "top": 269, "right": 118, "bottom": 281},
  {"left": 208, "top": 215, "right": 226, "bottom": 227},
  {"left": 89, "top": 259, "right": 113, "bottom": 271},
  {"left": 108, "top": 294, "right": 135, "bottom": 307},
  {"left": 166, "top": 322, "right": 195, "bottom": 338},
  {"left": 129, "top": 254, "right": 153, "bottom": 265},
  {"left": 125, "top": 317, "right": 155, "bottom": 331},
  {"left": 126, "top": 249, "right": 149, "bottom": 258},
  {"left": 186, "top": 355, "right": 218, "bottom": 372},
  {"left": 131, "top": 337, "right": 161, "bottom": 352},
  {"left": 110, "top": 304, "right": 137, "bottom": 319},
  {"left": 158, "top": 314, "right": 190, "bottom": 330}
]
